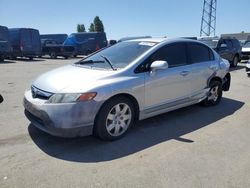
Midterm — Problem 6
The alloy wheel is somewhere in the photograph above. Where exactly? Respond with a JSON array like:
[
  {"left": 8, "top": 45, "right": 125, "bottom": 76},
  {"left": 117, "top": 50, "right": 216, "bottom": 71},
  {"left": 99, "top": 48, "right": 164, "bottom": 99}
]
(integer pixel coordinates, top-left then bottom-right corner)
[{"left": 106, "top": 103, "right": 132, "bottom": 137}]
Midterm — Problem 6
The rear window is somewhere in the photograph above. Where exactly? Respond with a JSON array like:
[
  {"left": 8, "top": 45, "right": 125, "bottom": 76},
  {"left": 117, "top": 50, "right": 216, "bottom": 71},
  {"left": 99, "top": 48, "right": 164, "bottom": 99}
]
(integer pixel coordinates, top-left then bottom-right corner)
[
  {"left": 198, "top": 39, "right": 218, "bottom": 49},
  {"left": 188, "top": 43, "right": 212, "bottom": 63},
  {"left": 75, "top": 33, "right": 97, "bottom": 42}
]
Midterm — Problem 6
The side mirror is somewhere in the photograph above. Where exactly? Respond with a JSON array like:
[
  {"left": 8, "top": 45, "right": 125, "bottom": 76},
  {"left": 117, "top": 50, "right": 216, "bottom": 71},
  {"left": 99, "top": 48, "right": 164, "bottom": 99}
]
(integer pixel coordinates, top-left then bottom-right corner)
[
  {"left": 109, "top": 40, "right": 117, "bottom": 46},
  {"left": 150, "top": 60, "right": 169, "bottom": 72},
  {"left": 220, "top": 44, "right": 228, "bottom": 48}
]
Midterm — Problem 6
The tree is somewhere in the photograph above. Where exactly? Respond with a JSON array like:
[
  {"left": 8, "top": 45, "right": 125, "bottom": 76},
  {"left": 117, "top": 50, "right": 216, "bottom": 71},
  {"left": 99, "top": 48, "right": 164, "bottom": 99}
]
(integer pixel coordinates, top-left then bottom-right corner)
[
  {"left": 93, "top": 16, "right": 104, "bottom": 32},
  {"left": 88, "top": 23, "right": 95, "bottom": 32},
  {"left": 77, "top": 24, "right": 86, "bottom": 32}
]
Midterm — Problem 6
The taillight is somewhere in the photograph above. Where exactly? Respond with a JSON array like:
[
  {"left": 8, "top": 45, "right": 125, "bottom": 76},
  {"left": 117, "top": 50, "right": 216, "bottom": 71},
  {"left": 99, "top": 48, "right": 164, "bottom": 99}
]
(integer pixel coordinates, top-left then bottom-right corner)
[{"left": 96, "top": 44, "right": 100, "bottom": 51}]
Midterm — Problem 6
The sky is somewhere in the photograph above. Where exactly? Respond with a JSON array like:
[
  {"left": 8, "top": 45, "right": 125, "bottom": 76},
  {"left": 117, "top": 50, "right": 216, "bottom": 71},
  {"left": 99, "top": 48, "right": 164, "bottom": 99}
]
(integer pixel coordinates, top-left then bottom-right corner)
[{"left": 0, "top": 0, "right": 249, "bottom": 40}]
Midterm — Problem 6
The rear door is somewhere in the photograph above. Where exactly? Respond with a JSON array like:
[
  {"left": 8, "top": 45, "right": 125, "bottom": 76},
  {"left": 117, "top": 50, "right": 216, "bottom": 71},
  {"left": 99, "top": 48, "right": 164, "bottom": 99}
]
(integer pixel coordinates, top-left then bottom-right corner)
[
  {"left": 21, "top": 29, "right": 32, "bottom": 52},
  {"left": 187, "top": 42, "right": 217, "bottom": 99},
  {"left": 144, "top": 42, "right": 192, "bottom": 109},
  {"left": 31, "top": 30, "right": 41, "bottom": 54}
]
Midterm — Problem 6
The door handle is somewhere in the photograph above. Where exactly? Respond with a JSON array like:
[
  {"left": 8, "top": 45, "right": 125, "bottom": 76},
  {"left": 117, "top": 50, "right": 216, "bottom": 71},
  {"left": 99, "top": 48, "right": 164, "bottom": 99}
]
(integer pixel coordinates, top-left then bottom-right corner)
[{"left": 180, "top": 71, "right": 189, "bottom": 76}]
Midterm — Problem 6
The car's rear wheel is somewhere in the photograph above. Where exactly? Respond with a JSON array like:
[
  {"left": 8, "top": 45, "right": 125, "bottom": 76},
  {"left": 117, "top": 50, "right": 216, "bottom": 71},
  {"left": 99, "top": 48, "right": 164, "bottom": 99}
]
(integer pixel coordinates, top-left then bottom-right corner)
[
  {"left": 94, "top": 96, "right": 135, "bottom": 141},
  {"left": 231, "top": 55, "right": 239, "bottom": 67},
  {"left": 202, "top": 80, "right": 223, "bottom": 106}
]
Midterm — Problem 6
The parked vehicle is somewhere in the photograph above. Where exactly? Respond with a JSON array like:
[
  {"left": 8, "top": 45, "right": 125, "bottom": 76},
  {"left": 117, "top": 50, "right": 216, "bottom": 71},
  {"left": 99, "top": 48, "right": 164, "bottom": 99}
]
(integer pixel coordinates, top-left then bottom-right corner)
[
  {"left": 0, "top": 25, "right": 11, "bottom": 61},
  {"left": 63, "top": 32, "right": 107, "bottom": 56},
  {"left": 246, "top": 60, "right": 250, "bottom": 76},
  {"left": 23, "top": 38, "right": 231, "bottom": 140},
  {"left": 118, "top": 36, "right": 152, "bottom": 43},
  {"left": 198, "top": 37, "right": 242, "bottom": 67},
  {"left": 9, "top": 28, "right": 41, "bottom": 59},
  {"left": 108, "top": 40, "right": 117, "bottom": 46},
  {"left": 41, "top": 39, "right": 75, "bottom": 59},
  {"left": 241, "top": 41, "right": 250, "bottom": 60},
  {"left": 40, "top": 34, "right": 68, "bottom": 44}
]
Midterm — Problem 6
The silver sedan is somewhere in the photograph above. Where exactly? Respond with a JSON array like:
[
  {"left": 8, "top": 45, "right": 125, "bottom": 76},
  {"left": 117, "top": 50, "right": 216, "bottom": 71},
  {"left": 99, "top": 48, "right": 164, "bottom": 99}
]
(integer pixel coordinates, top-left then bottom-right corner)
[{"left": 23, "top": 38, "right": 231, "bottom": 140}]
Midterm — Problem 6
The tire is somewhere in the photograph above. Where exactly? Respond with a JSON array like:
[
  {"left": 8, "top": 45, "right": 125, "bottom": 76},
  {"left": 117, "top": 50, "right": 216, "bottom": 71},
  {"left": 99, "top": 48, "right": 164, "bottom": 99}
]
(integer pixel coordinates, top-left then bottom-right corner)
[
  {"left": 50, "top": 52, "right": 57, "bottom": 59},
  {"left": 231, "top": 55, "right": 239, "bottom": 67},
  {"left": 202, "top": 80, "right": 223, "bottom": 106},
  {"left": 64, "top": 56, "right": 69, "bottom": 59},
  {"left": 29, "top": 57, "right": 33, "bottom": 60},
  {"left": 0, "top": 57, "right": 4, "bottom": 62},
  {"left": 94, "top": 96, "right": 135, "bottom": 141},
  {"left": 73, "top": 55, "right": 77, "bottom": 58}
]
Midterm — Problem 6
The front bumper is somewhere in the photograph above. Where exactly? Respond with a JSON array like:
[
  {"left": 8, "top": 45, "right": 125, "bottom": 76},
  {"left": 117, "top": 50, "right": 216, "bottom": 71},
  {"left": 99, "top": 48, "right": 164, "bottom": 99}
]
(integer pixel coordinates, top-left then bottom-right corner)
[
  {"left": 23, "top": 90, "right": 103, "bottom": 137},
  {"left": 242, "top": 52, "right": 250, "bottom": 60}
]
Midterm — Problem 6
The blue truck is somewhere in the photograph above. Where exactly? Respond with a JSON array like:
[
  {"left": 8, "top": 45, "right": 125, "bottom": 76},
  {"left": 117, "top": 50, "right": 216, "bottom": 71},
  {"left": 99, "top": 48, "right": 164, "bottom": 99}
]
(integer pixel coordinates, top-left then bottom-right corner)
[
  {"left": 63, "top": 32, "right": 107, "bottom": 56},
  {"left": 9, "top": 28, "right": 41, "bottom": 60},
  {"left": 0, "top": 25, "right": 11, "bottom": 62},
  {"left": 40, "top": 34, "right": 68, "bottom": 44}
]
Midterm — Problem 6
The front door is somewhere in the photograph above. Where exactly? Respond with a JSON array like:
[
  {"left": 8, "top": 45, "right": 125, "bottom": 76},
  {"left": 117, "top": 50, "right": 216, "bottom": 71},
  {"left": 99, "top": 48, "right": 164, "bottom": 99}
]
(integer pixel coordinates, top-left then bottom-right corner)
[{"left": 144, "top": 43, "right": 191, "bottom": 109}]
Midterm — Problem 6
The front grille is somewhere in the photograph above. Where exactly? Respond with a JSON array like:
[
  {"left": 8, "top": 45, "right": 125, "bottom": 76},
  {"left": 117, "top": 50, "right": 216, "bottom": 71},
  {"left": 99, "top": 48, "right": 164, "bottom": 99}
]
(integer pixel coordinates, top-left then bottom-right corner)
[
  {"left": 242, "top": 51, "right": 250, "bottom": 56},
  {"left": 31, "top": 86, "right": 53, "bottom": 100}
]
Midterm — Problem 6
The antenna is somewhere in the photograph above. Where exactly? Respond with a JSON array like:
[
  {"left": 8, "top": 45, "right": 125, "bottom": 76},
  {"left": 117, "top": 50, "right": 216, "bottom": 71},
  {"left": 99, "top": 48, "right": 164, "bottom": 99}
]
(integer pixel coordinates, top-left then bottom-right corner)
[{"left": 200, "top": 0, "right": 217, "bottom": 37}]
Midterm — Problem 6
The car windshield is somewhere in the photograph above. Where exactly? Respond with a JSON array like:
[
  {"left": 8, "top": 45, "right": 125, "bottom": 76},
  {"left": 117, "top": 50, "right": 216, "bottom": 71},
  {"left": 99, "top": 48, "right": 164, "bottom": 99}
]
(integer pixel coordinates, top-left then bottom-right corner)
[
  {"left": 199, "top": 39, "right": 218, "bottom": 48},
  {"left": 243, "top": 42, "right": 250, "bottom": 48},
  {"left": 75, "top": 41, "right": 157, "bottom": 70}
]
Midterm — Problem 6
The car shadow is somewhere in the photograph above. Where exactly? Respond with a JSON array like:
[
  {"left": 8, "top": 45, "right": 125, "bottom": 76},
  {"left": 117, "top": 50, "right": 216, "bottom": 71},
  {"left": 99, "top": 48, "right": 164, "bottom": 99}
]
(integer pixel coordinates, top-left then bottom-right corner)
[
  {"left": 0, "top": 60, "right": 16, "bottom": 64},
  {"left": 14, "top": 58, "right": 45, "bottom": 62},
  {"left": 230, "top": 64, "right": 245, "bottom": 72},
  {"left": 28, "top": 97, "right": 244, "bottom": 163}
]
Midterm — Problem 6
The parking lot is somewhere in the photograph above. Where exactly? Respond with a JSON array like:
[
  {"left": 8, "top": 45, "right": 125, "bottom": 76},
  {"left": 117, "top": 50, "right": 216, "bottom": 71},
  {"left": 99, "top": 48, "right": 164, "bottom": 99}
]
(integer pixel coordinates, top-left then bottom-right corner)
[{"left": 0, "top": 58, "right": 250, "bottom": 187}]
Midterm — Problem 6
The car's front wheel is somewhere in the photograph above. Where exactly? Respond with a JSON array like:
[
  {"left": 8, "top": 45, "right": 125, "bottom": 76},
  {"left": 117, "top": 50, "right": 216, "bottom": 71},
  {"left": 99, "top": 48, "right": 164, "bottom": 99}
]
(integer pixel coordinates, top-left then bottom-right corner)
[
  {"left": 231, "top": 55, "right": 239, "bottom": 67},
  {"left": 94, "top": 96, "right": 135, "bottom": 141},
  {"left": 202, "top": 80, "right": 223, "bottom": 106}
]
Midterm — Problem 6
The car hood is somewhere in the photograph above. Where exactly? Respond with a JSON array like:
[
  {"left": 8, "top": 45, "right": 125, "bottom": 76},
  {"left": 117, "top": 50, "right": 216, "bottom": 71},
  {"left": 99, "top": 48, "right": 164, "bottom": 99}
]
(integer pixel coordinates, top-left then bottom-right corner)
[{"left": 32, "top": 64, "right": 115, "bottom": 93}]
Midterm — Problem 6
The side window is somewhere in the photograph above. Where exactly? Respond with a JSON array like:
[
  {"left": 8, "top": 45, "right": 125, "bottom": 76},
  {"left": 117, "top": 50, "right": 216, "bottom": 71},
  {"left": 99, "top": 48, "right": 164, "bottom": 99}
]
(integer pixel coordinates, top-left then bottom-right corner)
[
  {"left": 149, "top": 43, "right": 187, "bottom": 68},
  {"left": 225, "top": 40, "right": 233, "bottom": 49},
  {"left": 232, "top": 39, "right": 240, "bottom": 48},
  {"left": 135, "top": 43, "right": 187, "bottom": 73},
  {"left": 188, "top": 43, "right": 211, "bottom": 63}
]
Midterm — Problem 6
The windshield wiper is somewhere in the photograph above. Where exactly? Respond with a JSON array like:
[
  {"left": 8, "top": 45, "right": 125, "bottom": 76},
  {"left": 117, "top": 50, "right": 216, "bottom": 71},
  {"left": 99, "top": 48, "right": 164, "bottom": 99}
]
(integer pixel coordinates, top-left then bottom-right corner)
[
  {"left": 76, "top": 60, "right": 104, "bottom": 65},
  {"left": 100, "top": 55, "right": 116, "bottom": 71}
]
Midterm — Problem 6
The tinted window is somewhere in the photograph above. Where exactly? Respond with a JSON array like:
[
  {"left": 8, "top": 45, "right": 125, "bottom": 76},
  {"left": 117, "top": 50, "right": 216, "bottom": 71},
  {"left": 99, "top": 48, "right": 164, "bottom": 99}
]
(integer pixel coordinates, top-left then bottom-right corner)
[
  {"left": 150, "top": 43, "right": 187, "bottom": 68},
  {"left": 188, "top": 43, "right": 211, "bottom": 63},
  {"left": 232, "top": 39, "right": 240, "bottom": 48},
  {"left": 225, "top": 40, "right": 233, "bottom": 49},
  {"left": 135, "top": 43, "right": 187, "bottom": 72}
]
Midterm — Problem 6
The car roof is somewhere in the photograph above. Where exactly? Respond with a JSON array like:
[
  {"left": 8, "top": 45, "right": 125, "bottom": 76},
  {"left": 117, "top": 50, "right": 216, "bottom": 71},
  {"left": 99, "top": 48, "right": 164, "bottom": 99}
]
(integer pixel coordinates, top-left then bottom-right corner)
[{"left": 129, "top": 37, "right": 202, "bottom": 44}]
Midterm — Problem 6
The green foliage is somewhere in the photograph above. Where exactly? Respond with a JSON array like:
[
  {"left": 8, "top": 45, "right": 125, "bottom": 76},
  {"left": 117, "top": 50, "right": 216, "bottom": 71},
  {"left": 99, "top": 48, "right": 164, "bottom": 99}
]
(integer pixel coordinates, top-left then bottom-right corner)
[
  {"left": 77, "top": 24, "right": 86, "bottom": 32},
  {"left": 88, "top": 23, "right": 95, "bottom": 32},
  {"left": 93, "top": 16, "right": 104, "bottom": 32}
]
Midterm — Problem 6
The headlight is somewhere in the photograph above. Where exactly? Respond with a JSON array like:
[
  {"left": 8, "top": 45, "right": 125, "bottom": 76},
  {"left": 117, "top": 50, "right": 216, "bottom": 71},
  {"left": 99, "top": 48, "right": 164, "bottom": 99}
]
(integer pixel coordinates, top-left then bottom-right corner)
[{"left": 48, "top": 92, "right": 97, "bottom": 103}]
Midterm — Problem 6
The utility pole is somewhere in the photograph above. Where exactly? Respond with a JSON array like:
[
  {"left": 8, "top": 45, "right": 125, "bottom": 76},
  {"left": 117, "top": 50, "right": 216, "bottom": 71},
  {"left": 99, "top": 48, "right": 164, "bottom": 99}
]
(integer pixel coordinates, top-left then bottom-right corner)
[{"left": 200, "top": 0, "right": 217, "bottom": 37}]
